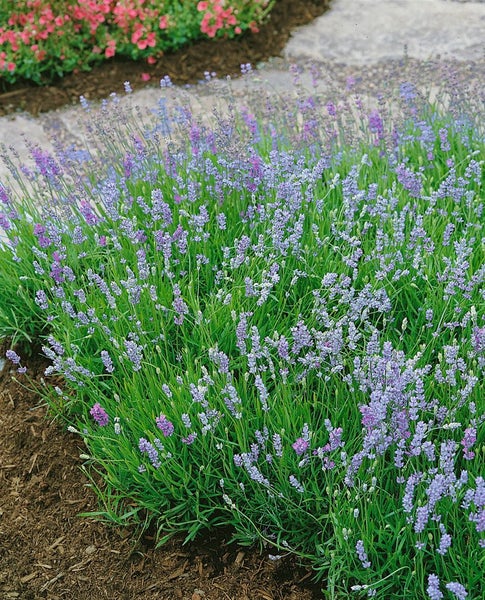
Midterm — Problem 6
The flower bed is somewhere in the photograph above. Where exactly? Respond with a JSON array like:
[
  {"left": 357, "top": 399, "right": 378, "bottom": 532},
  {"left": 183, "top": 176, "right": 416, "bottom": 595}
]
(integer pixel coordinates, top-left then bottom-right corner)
[
  {"left": 0, "top": 66, "right": 484, "bottom": 598},
  {"left": 0, "top": 0, "right": 274, "bottom": 85}
]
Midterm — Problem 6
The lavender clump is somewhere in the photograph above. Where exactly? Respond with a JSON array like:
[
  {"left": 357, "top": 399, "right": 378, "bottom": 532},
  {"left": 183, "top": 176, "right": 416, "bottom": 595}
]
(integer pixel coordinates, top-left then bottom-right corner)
[{"left": 0, "top": 61, "right": 483, "bottom": 600}]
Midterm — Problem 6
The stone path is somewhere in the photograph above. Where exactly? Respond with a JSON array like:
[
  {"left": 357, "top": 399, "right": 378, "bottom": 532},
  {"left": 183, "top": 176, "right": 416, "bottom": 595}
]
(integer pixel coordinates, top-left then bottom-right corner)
[{"left": 0, "top": 0, "right": 484, "bottom": 184}]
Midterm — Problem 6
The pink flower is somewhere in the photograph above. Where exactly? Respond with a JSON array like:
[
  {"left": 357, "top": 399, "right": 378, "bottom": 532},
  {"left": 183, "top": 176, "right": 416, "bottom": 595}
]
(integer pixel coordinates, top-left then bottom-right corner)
[
  {"left": 197, "top": 1, "right": 209, "bottom": 11},
  {"left": 159, "top": 15, "right": 168, "bottom": 29},
  {"left": 105, "top": 39, "right": 116, "bottom": 58},
  {"left": 141, "top": 72, "right": 151, "bottom": 82}
]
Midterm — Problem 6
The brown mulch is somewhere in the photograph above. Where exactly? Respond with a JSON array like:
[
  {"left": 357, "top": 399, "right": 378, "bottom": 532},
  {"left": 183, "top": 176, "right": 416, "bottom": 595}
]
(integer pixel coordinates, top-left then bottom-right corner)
[
  {"left": 0, "top": 350, "right": 322, "bottom": 600},
  {"left": 0, "top": 0, "right": 332, "bottom": 117}
]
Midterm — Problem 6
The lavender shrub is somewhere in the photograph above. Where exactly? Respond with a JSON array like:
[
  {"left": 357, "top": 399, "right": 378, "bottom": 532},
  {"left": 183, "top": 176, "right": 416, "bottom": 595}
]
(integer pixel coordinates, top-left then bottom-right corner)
[{"left": 1, "top": 66, "right": 484, "bottom": 598}]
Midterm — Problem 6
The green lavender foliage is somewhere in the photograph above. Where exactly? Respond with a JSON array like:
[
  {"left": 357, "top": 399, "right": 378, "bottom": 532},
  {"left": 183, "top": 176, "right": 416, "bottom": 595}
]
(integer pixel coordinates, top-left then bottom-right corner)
[{"left": 0, "top": 69, "right": 484, "bottom": 599}]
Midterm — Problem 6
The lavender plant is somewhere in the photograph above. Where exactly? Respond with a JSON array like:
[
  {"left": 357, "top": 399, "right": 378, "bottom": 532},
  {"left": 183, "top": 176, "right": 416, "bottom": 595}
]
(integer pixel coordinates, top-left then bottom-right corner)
[{"left": 1, "top": 66, "right": 483, "bottom": 599}]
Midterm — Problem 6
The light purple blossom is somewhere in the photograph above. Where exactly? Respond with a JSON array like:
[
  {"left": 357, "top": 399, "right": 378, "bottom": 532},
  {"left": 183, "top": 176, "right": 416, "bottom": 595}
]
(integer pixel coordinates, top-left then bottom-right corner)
[
  {"left": 138, "top": 437, "right": 161, "bottom": 468},
  {"left": 100, "top": 350, "right": 114, "bottom": 373},
  {"left": 124, "top": 339, "right": 143, "bottom": 371},
  {"left": 355, "top": 540, "right": 371, "bottom": 569},
  {"left": 172, "top": 284, "right": 189, "bottom": 325},
  {"left": 445, "top": 582, "right": 468, "bottom": 600},
  {"left": 273, "top": 433, "right": 283, "bottom": 457},
  {"left": 161, "top": 384, "right": 172, "bottom": 398},
  {"left": 156, "top": 414, "right": 174, "bottom": 437},
  {"left": 461, "top": 427, "right": 476, "bottom": 460},
  {"left": 6, "top": 349, "right": 21, "bottom": 365},
  {"left": 292, "top": 437, "right": 309, "bottom": 456},
  {"left": 90, "top": 403, "right": 109, "bottom": 426},
  {"left": 289, "top": 475, "right": 304, "bottom": 493},
  {"left": 436, "top": 525, "right": 452, "bottom": 555},
  {"left": 427, "top": 574, "right": 443, "bottom": 600}
]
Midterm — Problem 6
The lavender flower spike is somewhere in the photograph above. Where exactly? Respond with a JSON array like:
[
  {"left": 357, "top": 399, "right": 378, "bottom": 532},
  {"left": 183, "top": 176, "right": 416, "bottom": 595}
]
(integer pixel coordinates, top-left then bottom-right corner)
[
  {"left": 445, "top": 582, "right": 468, "bottom": 600},
  {"left": 292, "top": 437, "right": 309, "bottom": 456},
  {"left": 5, "top": 349, "right": 21, "bottom": 365},
  {"left": 427, "top": 574, "right": 443, "bottom": 600},
  {"left": 355, "top": 539, "right": 371, "bottom": 569},
  {"left": 90, "top": 403, "right": 109, "bottom": 426},
  {"left": 156, "top": 414, "right": 174, "bottom": 437}
]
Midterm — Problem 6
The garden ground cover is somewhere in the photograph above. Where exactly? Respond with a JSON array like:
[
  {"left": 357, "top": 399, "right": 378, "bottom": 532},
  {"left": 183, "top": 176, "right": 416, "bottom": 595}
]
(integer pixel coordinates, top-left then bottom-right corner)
[
  {"left": 0, "top": 26, "right": 484, "bottom": 600},
  {"left": 0, "top": 0, "right": 330, "bottom": 116}
]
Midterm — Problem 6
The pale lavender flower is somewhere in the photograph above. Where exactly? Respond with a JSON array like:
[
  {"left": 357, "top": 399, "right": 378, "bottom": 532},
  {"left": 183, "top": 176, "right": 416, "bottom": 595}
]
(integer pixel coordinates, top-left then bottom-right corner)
[
  {"left": 403, "top": 472, "right": 422, "bottom": 514},
  {"left": 368, "top": 109, "right": 384, "bottom": 143},
  {"left": 396, "top": 163, "right": 422, "bottom": 198},
  {"left": 100, "top": 350, "right": 114, "bottom": 373},
  {"left": 427, "top": 574, "right": 443, "bottom": 600},
  {"left": 90, "top": 403, "right": 109, "bottom": 426},
  {"left": 221, "top": 383, "right": 242, "bottom": 418},
  {"left": 156, "top": 414, "right": 174, "bottom": 437},
  {"left": 181, "top": 433, "right": 197, "bottom": 445},
  {"left": 161, "top": 383, "right": 172, "bottom": 398},
  {"left": 208, "top": 348, "right": 230, "bottom": 374},
  {"left": 445, "top": 582, "right": 467, "bottom": 600},
  {"left": 235, "top": 312, "right": 250, "bottom": 353},
  {"left": 5, "top": 349, "right": 21, "bottom": 365},
  {"left": 289, "top": 475, "right": 304, "bottom": 493},
  {"left": 272, "top": 433, "right": 283, "bottom": 457},
  {"left": 254, "top": 374, "right": 269, "bottom": 411},
  {"left": 436, "top": 524, "right": 452, "bottom": 556},
  {"left": 414, "top": 504, "right": 430, "bottom": 533},
  {"left": 124, "top": 339, "right": 143, "bottom": 371},
  {"left": 277, "top": 336, "right": 290, "bottom": 360},
  {"left": 355, "top": 540, "right": 371, "bottom": 569},
  {"left": 291, "top": 320, "right": 313, "bottom": 355},
  {"left": 461, "top": 427, "right": 476, "bottom": 460},
  {"left": 138, "top": 437, "right": 161, "bottom": 468},
  {"left": 172, "top": 284, "right": 189, "bottom": 325},
  {"left": 181, "top": 413, "right": 191, "bottom": 428},
  {"left": 292, "top": 437, "right": 309, "bottom": 456}
]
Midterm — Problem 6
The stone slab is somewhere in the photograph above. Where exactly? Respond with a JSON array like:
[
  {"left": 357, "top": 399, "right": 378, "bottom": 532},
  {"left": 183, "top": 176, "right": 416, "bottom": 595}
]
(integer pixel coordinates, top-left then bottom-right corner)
[{"left": 284, "top": 0, "right": 485, "bottom": 64}]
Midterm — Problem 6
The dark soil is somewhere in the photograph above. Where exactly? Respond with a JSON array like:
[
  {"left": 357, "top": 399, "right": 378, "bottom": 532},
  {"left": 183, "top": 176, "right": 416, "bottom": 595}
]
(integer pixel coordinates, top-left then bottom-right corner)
[
  {"left": 0, "top": 348, "right": 322, "bottom": 600},
  {"left": 0, "top": 0, "right": 331, "bottom": 117}
]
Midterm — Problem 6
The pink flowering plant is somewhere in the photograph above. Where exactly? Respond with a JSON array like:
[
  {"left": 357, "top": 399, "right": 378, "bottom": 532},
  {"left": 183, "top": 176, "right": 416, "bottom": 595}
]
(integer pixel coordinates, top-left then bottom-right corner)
[
  {"left": 0, "top": 0, "right": 274, "bottom": 85},
  {"left": 1, "top": 66, "right": 484, "bottom": 598}
]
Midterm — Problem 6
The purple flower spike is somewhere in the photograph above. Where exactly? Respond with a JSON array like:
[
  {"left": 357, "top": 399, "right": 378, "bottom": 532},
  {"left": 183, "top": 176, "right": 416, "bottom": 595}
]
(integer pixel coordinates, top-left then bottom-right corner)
[
  {"left": 427, "top": 574, "right": 443, "bottom": 600},
  {"left": 156, "top": 414, "right": 174, "bottom": 437},
  {"left": 355, "top": 539, "right": 371, "bottom": 569},
  {"left": 292, "top": 437, "right": 309, "bottom": 456},
  {"left": 90, "top": 403, "right": 109, "bottom": 426},
  {"left": 461, "top": 427, "right": 476, "bottom": 461},
  {"left": 445, "top": 582, "right": 468, "bottom": 600},
  {"left": 6, "top": 349, "right": 21, "bottom": 365}
]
